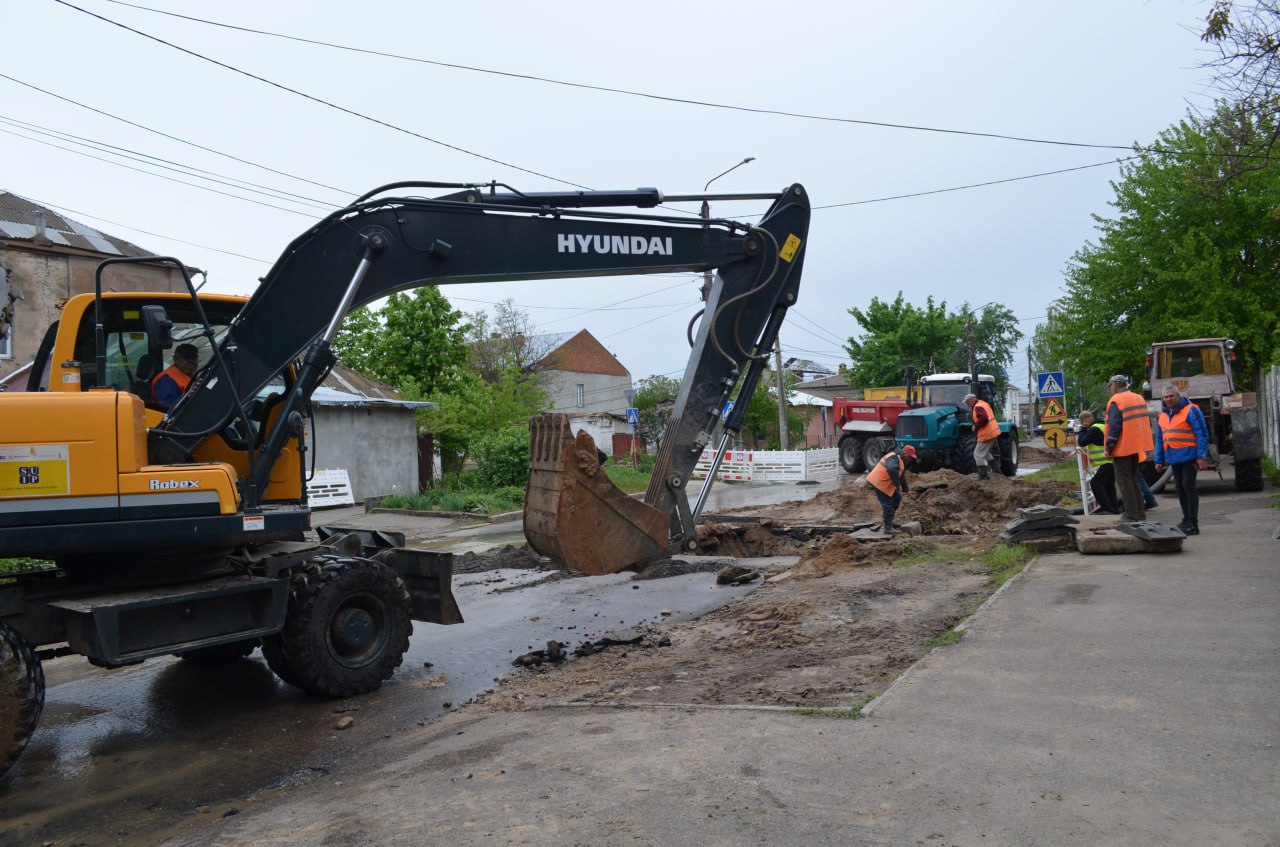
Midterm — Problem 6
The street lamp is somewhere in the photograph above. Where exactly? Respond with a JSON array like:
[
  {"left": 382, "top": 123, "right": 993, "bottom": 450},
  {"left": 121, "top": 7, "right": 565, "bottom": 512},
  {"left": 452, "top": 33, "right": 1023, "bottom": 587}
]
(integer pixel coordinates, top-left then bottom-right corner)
[{"left": 699, "top": 157, "right": 755, "bottom": 302}]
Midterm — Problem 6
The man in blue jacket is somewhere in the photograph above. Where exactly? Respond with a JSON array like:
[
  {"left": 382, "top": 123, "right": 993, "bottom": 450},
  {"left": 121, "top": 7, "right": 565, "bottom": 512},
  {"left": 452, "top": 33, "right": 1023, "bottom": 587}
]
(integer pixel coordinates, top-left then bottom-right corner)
[{"left": 1154, "top": 385, "right": 1210, "bottom": 535}]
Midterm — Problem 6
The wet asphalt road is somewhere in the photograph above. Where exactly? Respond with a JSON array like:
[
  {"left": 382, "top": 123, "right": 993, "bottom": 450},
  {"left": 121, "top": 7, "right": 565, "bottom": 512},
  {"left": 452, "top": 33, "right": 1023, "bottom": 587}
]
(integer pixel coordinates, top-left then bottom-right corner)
[
  {"left": 1, "top": 523, "right": 788, "bottom": 846},
  {"left": 1, "top": 457, "right": 1066, "bottom": 845}
]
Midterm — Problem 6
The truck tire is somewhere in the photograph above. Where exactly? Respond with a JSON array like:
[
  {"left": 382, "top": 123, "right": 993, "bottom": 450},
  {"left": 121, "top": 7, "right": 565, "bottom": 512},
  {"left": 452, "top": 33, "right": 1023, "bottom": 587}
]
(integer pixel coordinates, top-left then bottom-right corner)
[
  {"left": 0, "top": 623, "right": 44, "bottom": 779},
  {"left": 954, "top": 432, "right": 977, "bottom": 475},
  {"left": 838, "top": 435, "right": 865, "bottom": 473},
  {"left": 266, "top": 557, "right": 411, "bottom": 698},
  {"left": 1234, "top": 457, "right": 1264, "bottom": 492},
  {"left": 999, "top": 432, "right": 1020, "bottom": 477},
  {"left": 862, "top": 438, "right": 888, "bottom": 471},
  {"left": 176, "top": 640, "right": 257, "bottom": 667}
]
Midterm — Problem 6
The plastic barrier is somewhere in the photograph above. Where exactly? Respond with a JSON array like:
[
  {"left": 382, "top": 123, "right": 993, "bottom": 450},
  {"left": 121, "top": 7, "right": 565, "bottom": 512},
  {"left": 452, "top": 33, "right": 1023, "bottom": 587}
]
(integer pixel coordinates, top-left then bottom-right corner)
[{"left": 691, "top": 447, "right": 839, "bottom": 482}]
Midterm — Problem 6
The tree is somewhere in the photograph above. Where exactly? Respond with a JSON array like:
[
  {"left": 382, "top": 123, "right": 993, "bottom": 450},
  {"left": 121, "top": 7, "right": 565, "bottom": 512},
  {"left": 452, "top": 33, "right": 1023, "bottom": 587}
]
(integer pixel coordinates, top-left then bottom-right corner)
[
  {"left": 844, "top": 294, "right": 1022, "bottom": 395},
  {"left": 735, "top": 370, "right": 806, "bottom": 450},
  {"left": 632, "top": 373, "right": 681, "bottom": 446},
  {"left": 419, "top": 368, "right": 546, "bottom": 475},
  {"left": 465, "top": 299, "right": 558, "bottom": 383},
  {"left": 332, "top": 287, "right": 470, "bottom": 396},
  {"left": 1202, "top": 1, "right": 1280, "bottom": 165},
  {"left": 1038, "top": 104, "right": 1280, "bottom": 387}
]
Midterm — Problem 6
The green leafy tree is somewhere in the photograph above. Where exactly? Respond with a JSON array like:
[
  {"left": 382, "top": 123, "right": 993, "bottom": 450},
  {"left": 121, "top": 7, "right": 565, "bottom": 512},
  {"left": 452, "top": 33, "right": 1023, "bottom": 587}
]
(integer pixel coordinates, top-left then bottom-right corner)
[
  {"left": 332, "top": 288, "right": 470, "bottom": 396},
  {"left": 632, "top": 373, "right": 681, "bottom": 446},
  {"left": 845, "top": 294, "right": 1022, "bottom": 395},
  {"left": 1038, "top": 104, "right": 1280, "bottom": 387},
  {"left": 845, "top": 295, "right": 963, "bottom": 387},
  {"left": 735, "top": 371, "right": 806, "bottom": 450},
  {"left": 421, "top": 368, "right": 546, "bottom": 475}
]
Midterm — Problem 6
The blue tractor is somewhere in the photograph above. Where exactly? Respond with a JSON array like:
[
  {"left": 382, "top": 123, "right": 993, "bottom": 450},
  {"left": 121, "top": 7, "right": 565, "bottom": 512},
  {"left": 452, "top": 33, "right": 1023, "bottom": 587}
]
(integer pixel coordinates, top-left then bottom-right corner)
[{"left": 890, "top": 372, "right": 1020, "bottom": 476}]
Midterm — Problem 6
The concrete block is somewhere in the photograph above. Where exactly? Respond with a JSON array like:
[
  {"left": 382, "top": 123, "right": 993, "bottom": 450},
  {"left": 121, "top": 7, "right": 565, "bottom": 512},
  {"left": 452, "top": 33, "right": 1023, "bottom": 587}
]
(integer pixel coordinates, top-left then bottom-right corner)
[{"left": 1076, "top": 528, "right": 1184, "bottom": 555}]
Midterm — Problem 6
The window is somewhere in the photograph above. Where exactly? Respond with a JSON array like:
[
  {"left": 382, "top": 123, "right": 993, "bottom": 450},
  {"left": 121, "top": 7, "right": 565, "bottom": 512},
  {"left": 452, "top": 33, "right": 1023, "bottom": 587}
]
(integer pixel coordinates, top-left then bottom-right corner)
[
  {"left": 0, "top": 327, "right": 10, "bottom": 360},
  {"left": 576, "top": 383, "right": 585, "bottom": 407}
]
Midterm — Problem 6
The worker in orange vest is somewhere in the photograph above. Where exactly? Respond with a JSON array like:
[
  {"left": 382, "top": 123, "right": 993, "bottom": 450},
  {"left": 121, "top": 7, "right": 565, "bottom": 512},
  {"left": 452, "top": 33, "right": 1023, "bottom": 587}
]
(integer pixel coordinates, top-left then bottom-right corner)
[
  {"left": 867, "top": 444, "right": 917, "bottom": 535},
  {"left": 152, "top": 343, "right": 199, "bottom": 409},
  {"left": 1154, "top": 385, "right": 1210, "bottom": 535},
  {"left": 963, "top": 393, "right": 1001, "bottom": 480},
  {"left": 1104, "top": 374, "right": 1155, "bottom": 522}
]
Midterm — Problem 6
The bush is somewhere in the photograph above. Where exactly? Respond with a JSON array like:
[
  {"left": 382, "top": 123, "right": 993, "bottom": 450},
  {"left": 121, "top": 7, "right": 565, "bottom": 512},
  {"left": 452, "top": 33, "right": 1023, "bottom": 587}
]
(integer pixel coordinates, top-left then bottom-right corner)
[{"left": 470, "top": 425, "right": 530, "bottom": 489}]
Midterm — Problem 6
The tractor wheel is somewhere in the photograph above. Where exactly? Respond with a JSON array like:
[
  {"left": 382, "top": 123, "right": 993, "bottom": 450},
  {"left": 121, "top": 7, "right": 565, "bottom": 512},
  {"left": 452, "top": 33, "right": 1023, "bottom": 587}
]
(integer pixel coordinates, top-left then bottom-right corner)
[
  {"left": 838, "top": 436, "right": 865, "bottom": 473},
  {"left": 266, "top": 557, "right": 411, "bottom": 698},
  {"left": 0, "top": 623, "right": 44, "bottom": 779},
  {"left": 999, "top": 432, "right": 1020, "bottom": 477},
  {"left": 954, "top": 432, "right": 978, "bottom": 475},
  {"left": 865, "top": 437, "right": 885, "bottom": 470},
  {"left": 1234, "top": 457, "right": 1264, "bottom": 492},
  {"left": 175, "top": 640, "right": 257, "bottom": 667}
]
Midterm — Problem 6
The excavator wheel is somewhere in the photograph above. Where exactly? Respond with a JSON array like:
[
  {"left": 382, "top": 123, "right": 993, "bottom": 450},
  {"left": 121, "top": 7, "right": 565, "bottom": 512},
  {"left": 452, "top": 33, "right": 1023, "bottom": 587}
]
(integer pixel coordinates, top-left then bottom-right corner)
[
  {"left": 524, "top": 414, "right": 670, "bottom": 575},
  {"left": 0, "top": 622, "right": 44, "bottom": 779},
  {"left": 263, "top": 557, "right": 411, "bottom": 698}
]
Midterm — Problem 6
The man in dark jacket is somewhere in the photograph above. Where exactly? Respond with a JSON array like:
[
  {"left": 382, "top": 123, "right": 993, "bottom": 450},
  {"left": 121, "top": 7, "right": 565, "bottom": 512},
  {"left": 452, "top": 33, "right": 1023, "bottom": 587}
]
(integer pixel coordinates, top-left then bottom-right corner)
[
  {"left": 867, "top": 444, "right": 917, "bottom": 534},
  {"left": 1075, "top": 410, "right": 1120, "bottom": 514}
]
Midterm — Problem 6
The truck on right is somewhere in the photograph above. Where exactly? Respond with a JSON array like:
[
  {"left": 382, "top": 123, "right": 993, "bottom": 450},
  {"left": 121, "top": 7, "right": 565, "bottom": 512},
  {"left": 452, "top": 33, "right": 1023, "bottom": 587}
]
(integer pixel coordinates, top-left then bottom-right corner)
[{"left": 1142, "top": 337, "right": 1263, "bottom": 492}]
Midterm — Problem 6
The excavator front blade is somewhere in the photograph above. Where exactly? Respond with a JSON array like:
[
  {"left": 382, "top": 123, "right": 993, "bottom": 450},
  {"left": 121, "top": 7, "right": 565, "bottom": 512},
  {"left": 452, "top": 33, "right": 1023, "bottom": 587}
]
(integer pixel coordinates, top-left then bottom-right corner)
[{"left": 524, "top": 414, "right": 669, "bottom": 575}]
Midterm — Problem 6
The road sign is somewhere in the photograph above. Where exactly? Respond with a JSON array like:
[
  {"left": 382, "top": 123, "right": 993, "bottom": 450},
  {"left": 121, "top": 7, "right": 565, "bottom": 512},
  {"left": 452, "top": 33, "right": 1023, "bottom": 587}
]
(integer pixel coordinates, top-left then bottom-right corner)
[
  {"left": 1037, "top": 371, "right": 1065, "bottom": 398},
  {"left": 1041, "top": 397, "right": 1066, "bottom": 420},
  {"left": 626, "top": 407, "right": 639, "bottom": 426},
  {"left": 1043, "top": 426, "right": 1068, "bottom": 448},
  {"left": 722, "top": 400, "right": 735, "bottom": 420}
]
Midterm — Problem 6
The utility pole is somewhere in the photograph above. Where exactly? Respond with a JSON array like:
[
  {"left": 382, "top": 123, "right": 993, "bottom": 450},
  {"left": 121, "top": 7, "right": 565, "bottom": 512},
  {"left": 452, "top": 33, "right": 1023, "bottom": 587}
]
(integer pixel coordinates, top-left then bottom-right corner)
[{"left": 774, "top": 337, "right": 789, "bottom": 450}]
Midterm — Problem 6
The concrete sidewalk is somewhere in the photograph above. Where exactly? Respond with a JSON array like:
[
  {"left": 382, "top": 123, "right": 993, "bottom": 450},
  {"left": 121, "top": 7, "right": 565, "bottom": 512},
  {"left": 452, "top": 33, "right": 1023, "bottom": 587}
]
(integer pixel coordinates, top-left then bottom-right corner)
[{"left": 187, "top": 485, "right": 1279, "bottom": 847}]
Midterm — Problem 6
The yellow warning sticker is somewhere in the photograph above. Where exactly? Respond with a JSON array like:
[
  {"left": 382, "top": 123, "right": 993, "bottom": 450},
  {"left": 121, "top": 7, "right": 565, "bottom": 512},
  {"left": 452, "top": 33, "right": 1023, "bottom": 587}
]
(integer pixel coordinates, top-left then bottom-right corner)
[
  {"left": 779, "top": 234, "right": 802, "bottom": 263},
  {"left": 0, "top": 445, "right": 70, "bottom": 497}
]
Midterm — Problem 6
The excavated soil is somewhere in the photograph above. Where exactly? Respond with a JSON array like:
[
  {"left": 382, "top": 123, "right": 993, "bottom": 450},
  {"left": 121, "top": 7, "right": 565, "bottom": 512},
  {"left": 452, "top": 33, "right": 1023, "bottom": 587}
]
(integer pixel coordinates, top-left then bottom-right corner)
[{"left": 465, "top": 470, "right": 1078, "bottom": 713}]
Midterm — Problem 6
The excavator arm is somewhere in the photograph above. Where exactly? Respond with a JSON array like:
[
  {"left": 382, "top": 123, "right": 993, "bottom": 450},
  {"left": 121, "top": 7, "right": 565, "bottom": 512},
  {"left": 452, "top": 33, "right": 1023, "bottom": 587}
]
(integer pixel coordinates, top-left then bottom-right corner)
[{"left": 153, "top": 181, "right": 810, "bottom": 572}]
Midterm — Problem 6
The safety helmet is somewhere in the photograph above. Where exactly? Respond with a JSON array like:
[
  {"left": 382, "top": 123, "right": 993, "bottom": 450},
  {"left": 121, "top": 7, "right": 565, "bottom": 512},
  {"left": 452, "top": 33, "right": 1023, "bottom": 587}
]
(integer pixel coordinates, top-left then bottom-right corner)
[{"left": 900, "top": 444, "right": 918, "bottom": 460}]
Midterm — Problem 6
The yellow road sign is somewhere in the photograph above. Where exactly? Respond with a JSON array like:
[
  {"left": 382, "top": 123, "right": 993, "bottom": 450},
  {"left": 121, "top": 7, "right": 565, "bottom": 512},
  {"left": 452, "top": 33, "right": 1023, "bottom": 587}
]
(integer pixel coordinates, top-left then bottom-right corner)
[
  {"left": 1042, "top": 398, "right": 1066, "bottom": 419},
  {"left": 1043, "top": 426, "right": 1068, "bottom": 448}
]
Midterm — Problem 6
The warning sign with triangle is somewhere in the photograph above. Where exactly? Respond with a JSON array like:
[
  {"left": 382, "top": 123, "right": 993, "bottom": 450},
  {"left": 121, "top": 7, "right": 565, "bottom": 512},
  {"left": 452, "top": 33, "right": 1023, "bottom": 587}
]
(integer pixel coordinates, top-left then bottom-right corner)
[
  {"left": 1038, "top": 373, "right": 1064, "bottom": 397},
  {"left": 1042, "top": 397, "right": 1066, "bottom": 419}
]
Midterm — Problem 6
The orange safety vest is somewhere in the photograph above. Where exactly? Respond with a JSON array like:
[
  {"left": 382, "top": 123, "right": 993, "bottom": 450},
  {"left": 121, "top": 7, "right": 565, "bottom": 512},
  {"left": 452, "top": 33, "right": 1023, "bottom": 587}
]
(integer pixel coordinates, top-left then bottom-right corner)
[
  {"left": 867, "top": 452, "right": 904, "bottom": 496},
  {"left": 972, "top": 399, "right": 1001, "bottom": 442},
  {"left": 1105, "top": 390, "right": 1154, "bottom": 458},
  {"left": 1158, "top": 404, "right": 1197, "bottom": 451},
  {"left": 152, "top": 364, "right": 192, "bottom": 396}
]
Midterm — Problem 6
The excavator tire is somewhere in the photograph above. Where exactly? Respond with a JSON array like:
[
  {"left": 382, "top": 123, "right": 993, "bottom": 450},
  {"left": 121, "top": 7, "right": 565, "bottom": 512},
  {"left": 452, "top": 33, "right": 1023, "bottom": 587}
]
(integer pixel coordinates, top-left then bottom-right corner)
[
  {"left": 0, "top": 622, "right": 44, "bottom": 779},
  {"left": 524, "top": 414, "right": 670, "bottom": 575},
  {"left": 838, "top": 435, "right": 865, "bottom": 474},
  {"left": 264, "top": 557, "right": 411, "bottom": 698}
]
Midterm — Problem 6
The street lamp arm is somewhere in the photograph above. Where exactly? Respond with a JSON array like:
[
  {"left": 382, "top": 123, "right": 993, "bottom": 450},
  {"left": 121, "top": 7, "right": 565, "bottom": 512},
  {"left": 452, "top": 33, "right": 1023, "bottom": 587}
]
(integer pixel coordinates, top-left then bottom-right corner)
[{"left": 704, "top": 157, "right": 756, "bottom": 191}]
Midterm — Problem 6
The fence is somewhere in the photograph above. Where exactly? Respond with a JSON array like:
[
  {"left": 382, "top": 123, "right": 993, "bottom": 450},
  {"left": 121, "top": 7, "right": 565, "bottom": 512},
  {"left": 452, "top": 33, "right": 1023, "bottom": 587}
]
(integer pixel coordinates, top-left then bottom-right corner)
[
  {"left": 690, "top": 447, "right": 840, "bottom": 482},
  {"left": 1258, "top": 364, "right": 1280, "bottom": 465}
]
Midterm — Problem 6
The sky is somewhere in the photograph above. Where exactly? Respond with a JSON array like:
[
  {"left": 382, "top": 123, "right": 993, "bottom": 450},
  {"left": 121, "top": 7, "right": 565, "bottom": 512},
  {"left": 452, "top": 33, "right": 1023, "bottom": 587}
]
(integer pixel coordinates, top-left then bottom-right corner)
[{"left": 2, "top": 0, "right": 1220, "bottom": 396}]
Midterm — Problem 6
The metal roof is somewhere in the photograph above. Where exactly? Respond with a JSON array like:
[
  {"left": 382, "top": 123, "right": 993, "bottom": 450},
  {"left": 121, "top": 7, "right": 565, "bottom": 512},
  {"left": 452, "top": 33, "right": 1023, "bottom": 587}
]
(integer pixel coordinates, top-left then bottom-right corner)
[{"left": 0, "top": 191, "right": 153, "bottom": 257}]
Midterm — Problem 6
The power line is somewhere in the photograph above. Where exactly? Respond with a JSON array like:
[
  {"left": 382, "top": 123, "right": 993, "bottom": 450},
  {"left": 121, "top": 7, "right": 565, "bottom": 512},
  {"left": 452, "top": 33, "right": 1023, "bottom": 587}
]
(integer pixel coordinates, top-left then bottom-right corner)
[
  {"left": 0, "top": 72, "right": 352, "bottom": 196},
  {"left": 0, "top": 114, "right": 336, "bottom": 211},
  {"left": 52, "top": 0, "right": 589, "bottom": 188},
  {"left": 99, "top": 0, "right": 1142, "bottom": 153}
]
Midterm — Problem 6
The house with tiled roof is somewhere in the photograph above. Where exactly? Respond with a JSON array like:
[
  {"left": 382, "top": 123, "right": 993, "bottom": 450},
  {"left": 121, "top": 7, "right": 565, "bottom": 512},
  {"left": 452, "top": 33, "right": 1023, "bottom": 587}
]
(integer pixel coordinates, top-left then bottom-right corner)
[
  {"left": 0, "top": 191, "right": 193, "bottom": 380},
  {"left": 533, "top": 329, "right": 637, "bottom": 455}
]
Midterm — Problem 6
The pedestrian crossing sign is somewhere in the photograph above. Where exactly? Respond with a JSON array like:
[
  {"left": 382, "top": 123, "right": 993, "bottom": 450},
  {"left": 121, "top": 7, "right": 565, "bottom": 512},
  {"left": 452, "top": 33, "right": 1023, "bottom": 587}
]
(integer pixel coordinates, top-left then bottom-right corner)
[
  {"left": 1042, "top": 397, "right": 1066, "bottom": 419},
  {"left": 1037, "top": 371, "right": 1065, "bottom": 397}
]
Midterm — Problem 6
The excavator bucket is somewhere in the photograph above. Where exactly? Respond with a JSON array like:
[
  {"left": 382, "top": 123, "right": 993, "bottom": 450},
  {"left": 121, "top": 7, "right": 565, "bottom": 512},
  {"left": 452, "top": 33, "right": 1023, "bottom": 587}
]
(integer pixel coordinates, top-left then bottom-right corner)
[{"left": 524, "top": 414, "right": 670, "bottom": 575}]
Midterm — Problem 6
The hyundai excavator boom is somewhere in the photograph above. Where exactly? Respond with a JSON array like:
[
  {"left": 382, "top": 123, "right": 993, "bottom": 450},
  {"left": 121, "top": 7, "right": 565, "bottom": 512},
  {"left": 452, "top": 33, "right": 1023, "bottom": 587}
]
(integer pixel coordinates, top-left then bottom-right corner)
[{"left": 0, "top": 179, "right": 808, "bottom": 777}]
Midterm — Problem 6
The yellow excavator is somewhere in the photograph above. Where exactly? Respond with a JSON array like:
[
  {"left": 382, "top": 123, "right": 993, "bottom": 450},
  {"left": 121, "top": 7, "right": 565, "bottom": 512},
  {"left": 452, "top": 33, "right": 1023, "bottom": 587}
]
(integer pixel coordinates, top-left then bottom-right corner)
[{"left": 0, "top": 180, "right": 810, "bottom": 776}]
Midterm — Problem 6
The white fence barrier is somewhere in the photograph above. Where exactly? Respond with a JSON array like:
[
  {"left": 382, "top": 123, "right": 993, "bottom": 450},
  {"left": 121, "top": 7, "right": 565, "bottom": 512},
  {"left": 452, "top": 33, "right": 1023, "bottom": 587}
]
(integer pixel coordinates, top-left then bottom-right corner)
[
  {"left": 691, "top": 447, "right": 840, "bottom": 482},
  {"left": 307, "top": 468, "right": 356, "bottom": 507},
  {"left": 1259, "top": 365, "right": 1280, "bottom": 465}
]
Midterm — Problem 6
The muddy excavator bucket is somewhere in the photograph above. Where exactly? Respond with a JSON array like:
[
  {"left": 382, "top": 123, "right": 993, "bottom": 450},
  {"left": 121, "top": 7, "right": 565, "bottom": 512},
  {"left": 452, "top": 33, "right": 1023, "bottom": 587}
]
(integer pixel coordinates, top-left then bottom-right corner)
[{"left": 524, "top": 414, "right": 670, "bottom": 575}]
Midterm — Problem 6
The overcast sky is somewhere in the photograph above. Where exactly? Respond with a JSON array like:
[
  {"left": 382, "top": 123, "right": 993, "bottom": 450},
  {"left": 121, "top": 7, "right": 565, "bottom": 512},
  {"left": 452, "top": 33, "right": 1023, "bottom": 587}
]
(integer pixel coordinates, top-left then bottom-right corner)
[{"left": 3, "top": 0, "right": 1218, "bottom": 394}]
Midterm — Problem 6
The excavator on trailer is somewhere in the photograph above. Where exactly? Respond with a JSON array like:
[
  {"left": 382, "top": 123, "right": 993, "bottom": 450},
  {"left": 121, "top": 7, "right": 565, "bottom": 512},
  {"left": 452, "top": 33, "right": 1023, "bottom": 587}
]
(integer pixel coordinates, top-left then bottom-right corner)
[{"left": 0, "top": 180, "right": 810, "bottom": 777}]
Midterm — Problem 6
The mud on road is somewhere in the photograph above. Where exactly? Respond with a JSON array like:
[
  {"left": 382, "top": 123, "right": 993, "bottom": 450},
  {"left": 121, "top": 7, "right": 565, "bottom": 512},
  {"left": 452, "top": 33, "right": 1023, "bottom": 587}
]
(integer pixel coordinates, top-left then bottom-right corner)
[{"left": 474, "top": 470, "right": 1077, "bottom": 713}]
